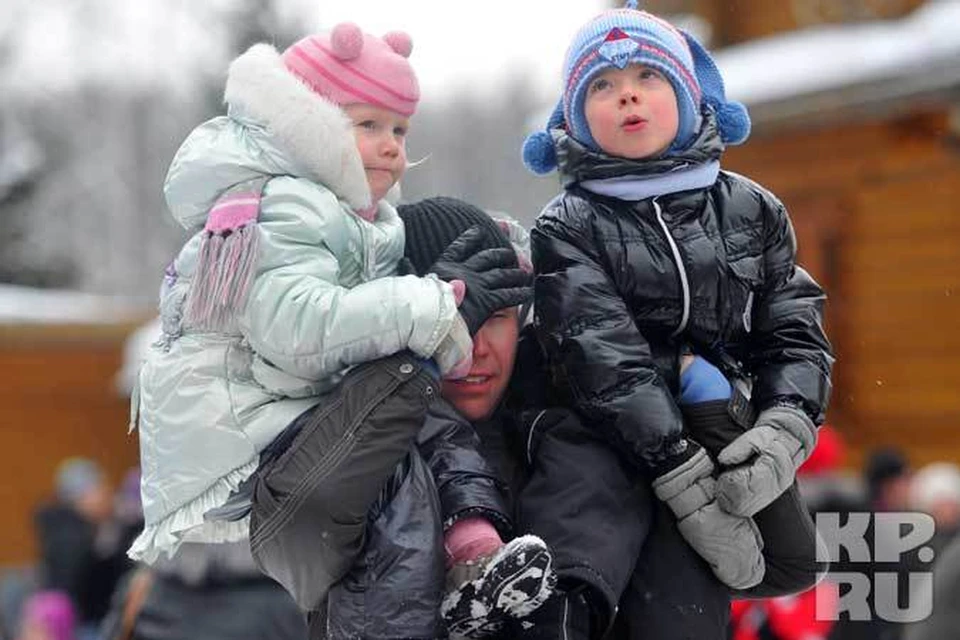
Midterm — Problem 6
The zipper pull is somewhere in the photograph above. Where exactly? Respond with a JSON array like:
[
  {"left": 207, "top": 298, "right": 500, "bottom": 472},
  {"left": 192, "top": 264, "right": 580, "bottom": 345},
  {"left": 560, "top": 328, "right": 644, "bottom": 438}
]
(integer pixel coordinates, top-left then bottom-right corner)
[{"left": 742, "top": 290, "right": 754, "bottom": 333}]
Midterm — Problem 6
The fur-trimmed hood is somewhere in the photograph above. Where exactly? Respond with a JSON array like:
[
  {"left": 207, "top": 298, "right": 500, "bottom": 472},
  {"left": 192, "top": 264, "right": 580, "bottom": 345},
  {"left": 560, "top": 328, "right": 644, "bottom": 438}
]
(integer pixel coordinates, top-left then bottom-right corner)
[{"left": 164, "top": 43, "right": 376, "bottom": 230}]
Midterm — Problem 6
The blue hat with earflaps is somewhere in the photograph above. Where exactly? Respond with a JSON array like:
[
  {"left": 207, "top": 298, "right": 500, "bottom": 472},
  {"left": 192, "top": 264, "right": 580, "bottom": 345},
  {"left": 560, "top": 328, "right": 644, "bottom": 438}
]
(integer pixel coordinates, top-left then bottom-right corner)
[{"left": 522, "top": 0, "right": 750, "bottom": 175}]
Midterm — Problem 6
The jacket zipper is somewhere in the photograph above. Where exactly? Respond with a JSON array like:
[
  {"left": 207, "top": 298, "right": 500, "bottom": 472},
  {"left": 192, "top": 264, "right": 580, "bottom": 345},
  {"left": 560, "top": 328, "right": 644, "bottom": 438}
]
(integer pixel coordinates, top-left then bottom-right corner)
[
  {"left": 358, "top": 223, "right": 374, "bottom": 280},
  {"left": 526, "top": 410, "right": 549, "bottom": 465},
  {"left": 652, "top": 198, "right": 690, "bottom": 337}
]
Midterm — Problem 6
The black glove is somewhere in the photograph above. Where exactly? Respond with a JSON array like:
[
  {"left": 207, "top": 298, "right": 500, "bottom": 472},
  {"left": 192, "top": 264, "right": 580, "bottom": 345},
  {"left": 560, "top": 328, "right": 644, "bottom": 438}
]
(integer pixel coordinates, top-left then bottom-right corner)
[{"left": 429, "top": 225, "right": 532, "bottom": 335}]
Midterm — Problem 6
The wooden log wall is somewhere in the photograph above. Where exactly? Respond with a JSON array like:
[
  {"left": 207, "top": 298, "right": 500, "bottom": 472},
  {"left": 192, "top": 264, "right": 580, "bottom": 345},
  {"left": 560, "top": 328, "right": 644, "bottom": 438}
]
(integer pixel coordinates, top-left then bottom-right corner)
[
  {"left": 725, "top": 110, "right": 960, "bottom": 467},
  {"left": 641, "top": 0, "right": 927, "bottom": 45},
  {"left": 0, "top": 325, "right": 140, "bottom": 565}
]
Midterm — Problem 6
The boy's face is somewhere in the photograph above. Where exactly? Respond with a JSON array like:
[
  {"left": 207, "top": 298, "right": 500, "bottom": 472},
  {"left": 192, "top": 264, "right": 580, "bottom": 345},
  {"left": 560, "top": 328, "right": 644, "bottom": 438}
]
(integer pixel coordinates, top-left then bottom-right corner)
[
  {"left": 583, "top": 63, "right": 679, "bottom": 160},
  {"left": 344, "top": 104, "right": 410, "bottom": 203},
  {"left": 441, "top": 307, "right": 520, "bottom": 422}
]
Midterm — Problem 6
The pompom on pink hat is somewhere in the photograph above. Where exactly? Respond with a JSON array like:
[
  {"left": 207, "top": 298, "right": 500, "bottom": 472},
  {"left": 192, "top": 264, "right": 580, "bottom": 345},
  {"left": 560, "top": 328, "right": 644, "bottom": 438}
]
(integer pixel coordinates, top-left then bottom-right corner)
[{"left": 282, "top": 23, "right": 420, "bottom": 117}]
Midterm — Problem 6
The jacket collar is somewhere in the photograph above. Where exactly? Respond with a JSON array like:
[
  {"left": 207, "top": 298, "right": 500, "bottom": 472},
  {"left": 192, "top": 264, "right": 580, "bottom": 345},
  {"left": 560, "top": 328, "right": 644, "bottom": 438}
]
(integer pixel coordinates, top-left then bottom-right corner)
[
  {"left": 554, "top": 113, "right": 725, "bottom": 190},
  {"left": 224, "top": 44, "right": 372, "bottom": 212}
]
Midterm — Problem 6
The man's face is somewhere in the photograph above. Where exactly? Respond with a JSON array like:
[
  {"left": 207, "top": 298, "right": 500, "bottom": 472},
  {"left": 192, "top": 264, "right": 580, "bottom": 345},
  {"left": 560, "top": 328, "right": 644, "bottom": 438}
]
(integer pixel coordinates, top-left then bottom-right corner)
[{"left": 441, "top": 307, "right": 520, "bottom": 422}]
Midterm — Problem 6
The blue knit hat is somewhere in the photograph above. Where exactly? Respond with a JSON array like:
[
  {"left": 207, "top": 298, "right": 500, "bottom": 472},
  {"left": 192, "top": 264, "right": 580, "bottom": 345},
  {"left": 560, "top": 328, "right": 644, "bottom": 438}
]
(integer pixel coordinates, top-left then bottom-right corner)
[{"left": 523, "top": 1, "right": 750, "bottom": 174}]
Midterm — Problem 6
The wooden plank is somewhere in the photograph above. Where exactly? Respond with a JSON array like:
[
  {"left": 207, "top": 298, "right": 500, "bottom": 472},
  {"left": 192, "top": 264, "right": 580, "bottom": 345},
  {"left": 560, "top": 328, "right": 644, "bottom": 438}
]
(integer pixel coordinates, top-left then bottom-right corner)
[
  {"left": 728, "top": 113, "right": 943, "bottom": 168},
  {"left": 0, "top": 348, "right": 126, "bottom": 396},
  {"left": 840, "top": 276, "right": 960, "bottom": 299},
  {"left": 840, "top": 330, "right": 960, "bottom": 356},
  {"left": 840, "top": 387, "right": 960, "bottom": 417},
  {"left": 726, "top": 114, "right": 956, "bottom": 195},
  {"left": 842, "top": 294, "right": 959, "bottom": 323},
  {"left": 0, "top": 321, "right": 146, "bottom": 345},
  {"left": 0, "top": 401, "right": 138, "bottom": 565},
  {"left": 839, "top": 237, "right": 960, "bottom": 271},
  {"left": 850, "top": 175, "right": 960, "bottom": 236},
  {"left": 843, "top": 419, "right": 960, "bottom": 452},
  {"left": 839, "top": 351, "right": 960, "bottom": 379},
  {"left": 0, "top": 334, "right": 139, "bottom": 564}
]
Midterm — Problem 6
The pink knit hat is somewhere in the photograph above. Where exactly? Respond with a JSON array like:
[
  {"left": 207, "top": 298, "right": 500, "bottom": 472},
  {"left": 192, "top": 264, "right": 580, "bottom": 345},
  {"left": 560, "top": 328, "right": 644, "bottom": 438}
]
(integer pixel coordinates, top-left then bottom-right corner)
[{"left": 282, "top": 22, "right": 420, "bottom": 117}]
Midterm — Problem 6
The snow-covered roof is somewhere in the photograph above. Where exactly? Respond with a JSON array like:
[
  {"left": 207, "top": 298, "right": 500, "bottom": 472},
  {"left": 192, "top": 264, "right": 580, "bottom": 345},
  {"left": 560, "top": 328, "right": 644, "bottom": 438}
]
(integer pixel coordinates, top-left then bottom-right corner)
[
  {"left": 0, "top": 284, "right": 149, "bottom": 325},
  {"left": 716, "top": 0, "right": 960, "bottom": 121}
]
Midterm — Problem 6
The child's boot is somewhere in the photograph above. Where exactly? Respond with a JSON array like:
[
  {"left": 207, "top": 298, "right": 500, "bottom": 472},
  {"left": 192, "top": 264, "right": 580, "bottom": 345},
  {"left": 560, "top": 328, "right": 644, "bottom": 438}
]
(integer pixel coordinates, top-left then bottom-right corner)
[
  {"left": 442, "top": 534, "right": 556, "bottom": 638},
  {"left": 505, "top": 588, "right": 594, "bottom": 640}
]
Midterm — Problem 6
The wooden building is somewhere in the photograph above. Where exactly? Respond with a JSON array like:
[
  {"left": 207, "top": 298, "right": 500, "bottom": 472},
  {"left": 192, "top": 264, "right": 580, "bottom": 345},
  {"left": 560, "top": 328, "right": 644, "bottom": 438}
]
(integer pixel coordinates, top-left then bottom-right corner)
[
  {"left": 0, "top": 286, "right": 148, "bottom": 565},
  {"left": 643, "top": 0, "right": 960, "bottom": 465}
]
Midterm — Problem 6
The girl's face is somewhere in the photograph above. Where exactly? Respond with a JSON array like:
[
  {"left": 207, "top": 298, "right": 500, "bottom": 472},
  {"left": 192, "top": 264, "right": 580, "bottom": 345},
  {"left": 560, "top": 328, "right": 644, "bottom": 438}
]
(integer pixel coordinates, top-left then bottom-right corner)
[
  {"left": 584, "top": 63, "right": 679, "bottom": 160},
  {"left": 344, "top": 104, "right": 410, "bottom": 203}
]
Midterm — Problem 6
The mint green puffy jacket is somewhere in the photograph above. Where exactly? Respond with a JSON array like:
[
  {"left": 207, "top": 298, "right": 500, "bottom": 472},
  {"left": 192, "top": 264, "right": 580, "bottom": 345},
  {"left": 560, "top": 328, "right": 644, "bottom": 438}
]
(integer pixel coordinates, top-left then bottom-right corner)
[{"left": 129, "top": 44, "right": 458, "bottom": 563}]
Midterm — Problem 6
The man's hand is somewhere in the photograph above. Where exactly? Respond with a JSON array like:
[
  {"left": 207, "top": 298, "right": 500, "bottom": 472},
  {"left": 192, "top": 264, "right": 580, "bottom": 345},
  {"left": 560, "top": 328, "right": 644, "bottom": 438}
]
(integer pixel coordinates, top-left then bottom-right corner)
[{"left": 429, "top": 226, "right": 532, "bottom": 335}]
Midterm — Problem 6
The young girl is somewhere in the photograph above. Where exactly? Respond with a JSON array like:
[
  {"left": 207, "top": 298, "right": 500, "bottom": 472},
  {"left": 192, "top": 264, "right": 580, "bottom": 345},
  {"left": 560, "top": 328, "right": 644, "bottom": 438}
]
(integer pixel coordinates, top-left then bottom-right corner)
[
  {"left": 128, "top": 21, "right": 551, "bottom": 636},
  {"left": 518, "top": 0, "right": 833, "bottom": 624}
]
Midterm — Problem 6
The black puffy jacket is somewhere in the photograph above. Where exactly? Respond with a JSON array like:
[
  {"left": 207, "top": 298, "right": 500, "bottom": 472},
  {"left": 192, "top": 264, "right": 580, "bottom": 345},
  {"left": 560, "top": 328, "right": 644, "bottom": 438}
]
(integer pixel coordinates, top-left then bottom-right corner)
[{"left": 531, "top": 119, "right": 834, "bottom": 469}]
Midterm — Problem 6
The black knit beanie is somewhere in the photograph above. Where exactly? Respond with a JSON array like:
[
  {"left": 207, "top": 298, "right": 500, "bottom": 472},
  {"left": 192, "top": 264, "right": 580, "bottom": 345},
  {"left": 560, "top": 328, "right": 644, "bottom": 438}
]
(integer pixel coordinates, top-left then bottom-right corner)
[{"left": 398, "top": 196, "right": 517, "bottom": 276}]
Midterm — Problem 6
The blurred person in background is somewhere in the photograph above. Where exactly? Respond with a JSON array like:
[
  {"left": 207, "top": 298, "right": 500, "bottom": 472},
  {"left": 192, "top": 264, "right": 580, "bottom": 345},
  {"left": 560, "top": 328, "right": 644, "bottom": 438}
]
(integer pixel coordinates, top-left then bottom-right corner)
[
  {"left": 34, "top": 462, "right": 141, "bottom": 640},
  {"left": 99, "top": 541, "right": 306, "bottom": 640},
  {"left": 908, "top": 462, "right": 960, "bottom": 553},
  {"left": 33, "top": 459, "right": 112, "bottom": 638},
  {"left": 0, "top": 567, "right": 40, "bottom": 640},
  {"left": 898, "top": 463, "right": 960, "bottom": 640},
  {"left": 80, "top": 468, "right": 141, "bottom": 637},
  {"left": 903, "top": 502, "right": 960, "bottom": 640},
  {"left": 826, "top": 447, "right": 914, "bottom": 640},
  {"left": 15, "top": 591, "right": 75, "bottom": 640},
  {"left": 864, "top": 448, "right": 912, "bottom": 513}
]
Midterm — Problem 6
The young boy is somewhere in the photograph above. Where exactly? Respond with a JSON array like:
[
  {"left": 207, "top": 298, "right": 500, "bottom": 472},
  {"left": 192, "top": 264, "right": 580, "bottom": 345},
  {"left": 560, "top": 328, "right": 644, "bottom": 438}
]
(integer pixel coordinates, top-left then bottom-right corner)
[{"left": 521, "top": 0, "right": 833, "bottom": 617}]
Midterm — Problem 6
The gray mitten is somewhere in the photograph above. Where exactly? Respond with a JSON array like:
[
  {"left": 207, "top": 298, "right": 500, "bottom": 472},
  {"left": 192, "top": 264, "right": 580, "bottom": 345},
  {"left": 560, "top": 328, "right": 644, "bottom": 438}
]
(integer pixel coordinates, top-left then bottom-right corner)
[
  {"left": 652, "top": 447, "right": 765, "bottom": 589},
  {"left": 716, "top": 405, "right": 817, "bottom": 517}
]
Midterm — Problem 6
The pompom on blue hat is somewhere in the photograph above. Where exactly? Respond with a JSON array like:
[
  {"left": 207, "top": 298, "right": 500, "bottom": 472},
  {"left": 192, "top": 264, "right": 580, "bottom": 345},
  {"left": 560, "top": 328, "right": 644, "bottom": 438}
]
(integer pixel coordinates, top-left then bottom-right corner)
[
  {"left": 522, "top": 0, "right": 750, "bottom": 175},
  {"left": 521, "top": 101, "right": 565, "bottom": 175}
]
